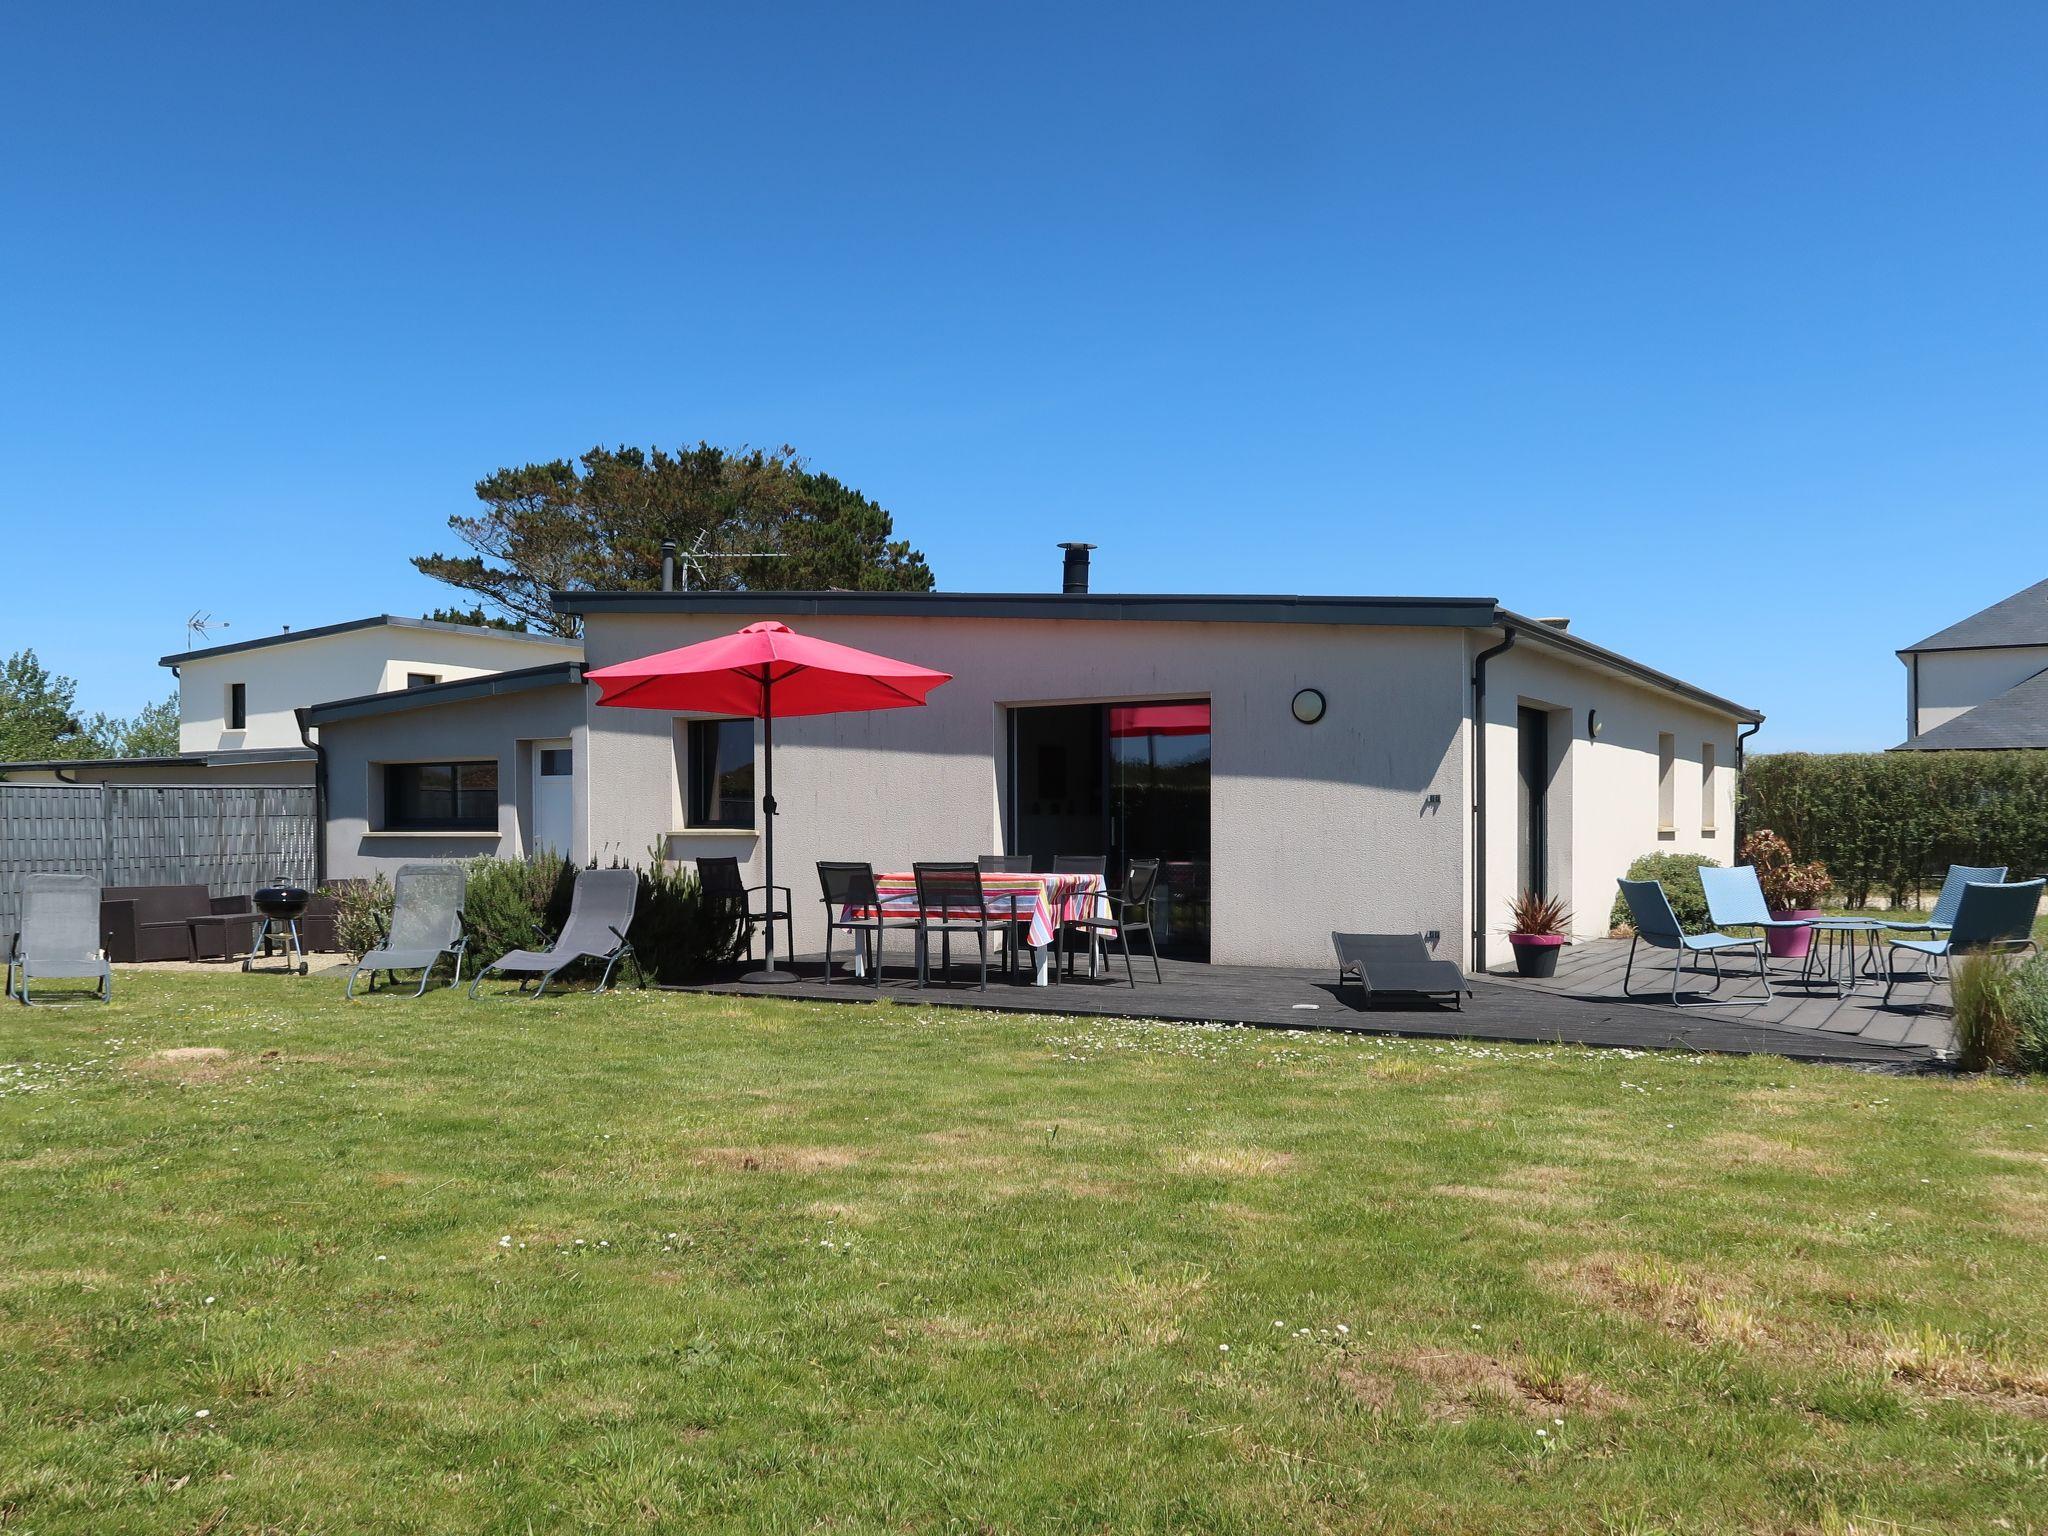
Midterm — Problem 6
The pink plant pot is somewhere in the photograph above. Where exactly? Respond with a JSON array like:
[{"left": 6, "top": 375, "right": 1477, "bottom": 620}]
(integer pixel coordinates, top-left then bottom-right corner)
[
  {"left": 1509, "top": 933, "right": 1569, "bottom": 978},
  {"left": 1766, "top": 909, "right": 1821, "bottom": 959}
]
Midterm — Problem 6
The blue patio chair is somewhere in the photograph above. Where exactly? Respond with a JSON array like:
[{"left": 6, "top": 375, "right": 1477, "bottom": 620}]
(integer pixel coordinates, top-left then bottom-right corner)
[
  {"left": 1883, "top": 863, "right": 2007, "bottom": 940},
  {"left": 1699, "top": 866, "right": 1816, "bottom": 954},
  {"left": 1883, "top": 877, "right": 2042, "bottom": 1006},
  {"left": 1616, "top": 877, "right": 1772, "bottom": 1007}
]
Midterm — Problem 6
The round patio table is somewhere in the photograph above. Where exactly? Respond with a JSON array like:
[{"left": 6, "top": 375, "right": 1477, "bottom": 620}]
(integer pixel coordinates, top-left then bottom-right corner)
[{"left": 1799, "top": 917, "right": 1888, "bottom": 997}]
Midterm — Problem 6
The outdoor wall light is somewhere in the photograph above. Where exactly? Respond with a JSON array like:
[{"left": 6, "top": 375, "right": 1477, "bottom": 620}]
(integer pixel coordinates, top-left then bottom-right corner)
[
  {"left": 1292, "top": 688, "right": 1326, "bottom": 725},
  {"left": 1588, "top": 708, "right": 1603, "bottom": 739}
]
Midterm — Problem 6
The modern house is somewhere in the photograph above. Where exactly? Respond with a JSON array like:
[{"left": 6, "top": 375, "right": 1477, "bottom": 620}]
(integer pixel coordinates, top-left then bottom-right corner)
[
  {"left": 1895, "top": 576, "right": 2048, "bottom": 751},
  {"left": 308, "top": 556, "right": 1760, "bottom": 973},
  {"left": 0, "top": 614, "right": 581, "bottom": 787}
]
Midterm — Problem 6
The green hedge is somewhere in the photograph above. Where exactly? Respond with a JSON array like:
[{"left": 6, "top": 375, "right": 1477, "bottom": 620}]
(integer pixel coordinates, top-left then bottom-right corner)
[{"left": 1740, "top": 752, "right": 2048, "bottom": 907}]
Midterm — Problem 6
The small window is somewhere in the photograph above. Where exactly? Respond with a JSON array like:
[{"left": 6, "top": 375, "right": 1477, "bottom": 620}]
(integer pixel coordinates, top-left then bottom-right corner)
[
  {"left": 539, "top": 748, "right": 572, "bottom": 777},
  {"left": 1700, "top": 741, "right": 1717, "bottom": 834},
  {"left": 686, "top": 719, "right": 754, "bottom": 828},
  {"left": 384, "top": 760, "right": 498, "bottom": 831},
  {"left": 227, "top": 682, "right": 247, "bottom": 731},
  {"left": 1657, "top": 733, "right": 1676, "bottom": 834},
  {"left": 406, "top": 672, "right": 441, "bottom": 689}
]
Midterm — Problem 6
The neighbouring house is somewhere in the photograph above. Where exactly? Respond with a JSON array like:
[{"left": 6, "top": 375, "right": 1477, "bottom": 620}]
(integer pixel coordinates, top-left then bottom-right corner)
[
  {"left": 0, "top": 614, "right": 581, "bottom": 788},
  {"left": 308, "top": 552, "right": 1760, "bottom": 973},
  {"left": 1894, "top": 576, "right": 2048, "bottom": 751}
]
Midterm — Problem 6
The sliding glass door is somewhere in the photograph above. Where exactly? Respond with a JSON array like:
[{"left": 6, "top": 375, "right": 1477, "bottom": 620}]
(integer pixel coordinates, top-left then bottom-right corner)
[{"left": 1008, "top": 699, "right": 1211, "bottom": 958}]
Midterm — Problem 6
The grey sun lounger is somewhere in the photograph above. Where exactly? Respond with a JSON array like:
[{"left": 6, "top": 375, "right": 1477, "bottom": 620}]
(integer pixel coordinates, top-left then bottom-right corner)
[
  {"left": 468, "top": 867, "right": 642, "bottom": 999},
  {"left": 8, "top": 873, "right": 112, "bottom": 1005},
  {"left": 346, "top": 863, "right": 469, "bottom": 999},
  {"left": 1332, "top": 932, "right": 1471, "bottom": 1009}
]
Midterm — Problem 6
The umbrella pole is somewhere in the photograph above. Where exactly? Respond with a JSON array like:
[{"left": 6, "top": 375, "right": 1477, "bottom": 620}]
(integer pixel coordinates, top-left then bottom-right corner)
[{"left": 745, "top": 672, "right": 797, "bottom": 984}]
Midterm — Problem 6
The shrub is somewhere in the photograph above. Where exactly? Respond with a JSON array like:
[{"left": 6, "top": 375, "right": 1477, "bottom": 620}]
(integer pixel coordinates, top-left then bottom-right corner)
[
  {"left": 2012, "top": 954, "right": 2048, "bottom": 1076},
  {"left": 326, "top": 874, "right": 393, "bottom": 960},
  {"left": 1950, "top": 955, "right": 2022, "bottom": 1073},
  {"left": 1739, "top": 828, "right": 1830, "bottom": 910},
  {"left": 462, "top": 851, "right": 575, "bottom": 962},
  {"left": 628, "top": 846, "right": 748, "bottom": 984},
  {"left": 1609, "top": 852, "right": 1720, "bottom": 935},
  {"left": 1742, "top": 751, "right": 2048, "bottom": 907}
]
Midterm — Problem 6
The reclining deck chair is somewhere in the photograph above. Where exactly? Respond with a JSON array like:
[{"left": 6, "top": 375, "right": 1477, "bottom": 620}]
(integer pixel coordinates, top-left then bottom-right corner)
[
  {"left": 8, "top": 873, "right": 112, "bottom": 1005},
  {"left": 468, "top": 867, "right": 642, "bottom": 999},
  {"left": 1331, "top": 932, "right": 1470, "bottom": 1009},
  {"left": 346, "top": 863, "right": 468, "bottom": 999}
]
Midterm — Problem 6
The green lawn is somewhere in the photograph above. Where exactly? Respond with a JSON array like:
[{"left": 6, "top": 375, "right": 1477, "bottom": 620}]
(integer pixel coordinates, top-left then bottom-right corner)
[{"left": 2, "top": 974, "right": 2045, "bottom": 1534}]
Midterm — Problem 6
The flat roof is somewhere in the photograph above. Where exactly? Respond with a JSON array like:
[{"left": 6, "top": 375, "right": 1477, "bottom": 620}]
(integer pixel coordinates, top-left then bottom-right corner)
[
  {"left": 551, "top": 589, "right": 1763, "bottom": 723},
  {"left": 0, "top": 746, "right": 316, "bottom": 773},
  {"left": 160, "top": 614, "right": 582, "bottom": 668},
  {"left": 304, "top": 661, "right": 585, "bottom": 727}
]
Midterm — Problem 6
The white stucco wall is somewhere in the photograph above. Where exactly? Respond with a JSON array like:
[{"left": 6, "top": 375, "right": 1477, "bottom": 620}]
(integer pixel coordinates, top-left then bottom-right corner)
[
  {"left": 173, "top": 624, "right": 581, "bottom": 753},
  {"left": 319, "top": 685, "right": 588, "bottom": 881},
  {"left": 1909, "top": 645, "right": 2048, "bottom": 736},
  {"left": 1476, "top": 638, "right": 1741, "bottom": 959},
  {"left": 580, "top": 612, "right": 1472, "bottom": 969}
]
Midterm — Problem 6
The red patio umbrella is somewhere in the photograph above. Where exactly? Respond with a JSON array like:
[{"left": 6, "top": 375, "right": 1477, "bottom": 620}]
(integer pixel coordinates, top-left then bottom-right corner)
[{"left": 584, "top": 621, "right": 952, "bottom": 983}]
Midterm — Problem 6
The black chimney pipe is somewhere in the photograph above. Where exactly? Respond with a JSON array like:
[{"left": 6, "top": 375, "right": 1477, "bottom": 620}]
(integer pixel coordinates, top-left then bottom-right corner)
[{"left": 1059, "top": 542, "right": 1095, "bottom": 594}]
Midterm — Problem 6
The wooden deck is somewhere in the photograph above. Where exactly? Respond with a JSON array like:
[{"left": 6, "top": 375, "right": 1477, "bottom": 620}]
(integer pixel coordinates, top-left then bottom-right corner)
[{"left": 675, "top": 938, "right": 1951, "bottom": 1070}]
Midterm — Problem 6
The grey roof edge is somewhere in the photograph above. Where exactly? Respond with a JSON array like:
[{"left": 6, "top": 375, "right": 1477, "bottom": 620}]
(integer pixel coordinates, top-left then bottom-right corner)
[
  {"left": 305, "top": 661, "right": 585, "bottom": 727},
  {"left": 550, "top": 587, "right": 1762, "bottom": 724},
  {"left": 1498, "top": 609, "right": 1764, "bottom": 724},
  {"left": 159, "top": 614, "right": 584, "bottom": 668},
  {"left": 549, "top": 588, "right": 1502, "bottom": 627}
]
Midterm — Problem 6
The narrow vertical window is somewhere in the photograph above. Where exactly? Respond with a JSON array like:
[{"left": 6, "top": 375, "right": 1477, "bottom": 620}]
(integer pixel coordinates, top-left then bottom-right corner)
[
  {"left": 227, "top": 682, "right": 247, "bottom": 731},
  {"left": 1700, "top": 741, "right": 1717, "bottom": 834},
  {"left": 1657, "top": 733, "right": 1676, "bottom": 834}
]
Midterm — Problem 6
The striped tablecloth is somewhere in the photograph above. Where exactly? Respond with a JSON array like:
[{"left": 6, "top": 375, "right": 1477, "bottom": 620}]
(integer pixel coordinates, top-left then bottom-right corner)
[{"left": 851, "top": 872, "right": 1109, "bottom": 951}]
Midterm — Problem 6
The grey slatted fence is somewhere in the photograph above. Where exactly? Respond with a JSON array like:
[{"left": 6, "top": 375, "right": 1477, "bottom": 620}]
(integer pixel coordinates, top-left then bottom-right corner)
[{"left": 0, "top": 784, "right": 315, "bottom": 937}]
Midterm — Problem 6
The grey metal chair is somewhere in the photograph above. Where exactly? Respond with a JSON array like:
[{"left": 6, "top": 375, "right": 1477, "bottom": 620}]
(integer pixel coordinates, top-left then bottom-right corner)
[
  {"left": 977, "top": 855, "right": 1032, "bottom": 873},
  {"left": 698, "top": 856, "right": 793, "bottom": 967},
  {"left": 346, "top": 863, "right": 468, "bottom": 999},
  {"left": 468, "top": 867, "right": 642, "bottom": 999},
  {"left": 1884, "top": 877, "right": 2043, "bottom": 1006},
  {"left": 816, "top": 861, "right": 917, "bottom": 986},
  {"left": 7, "top": 873, "right": 111, "bottom": 1005},
  {"left": 1052, "top": 855, "right": 1106, "bottom": 879},
  {"left": 1332, "top": 932, "right": 1469, "bottom": 1009},
  {"left": 1698, "top": 866, "right": 1816, "bottom": 959},
  {"left": 912, "top": 862, "right": 1013, "bottom": 988},
  {"left": 1616, "top": 877, "right": 1771, "bottom": 1007},
  {"left": 1060, "top": 859, "right": 1164, "bottom": 986}
]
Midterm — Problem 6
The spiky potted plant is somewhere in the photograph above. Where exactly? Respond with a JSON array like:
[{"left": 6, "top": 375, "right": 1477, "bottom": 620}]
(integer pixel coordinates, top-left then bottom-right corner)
[
  {"left": 1506, "top": 889, "right": 1572, "bottom": 978},
  {"left": 1741, "top": 829, "right": 1830, "bottom": 959}
]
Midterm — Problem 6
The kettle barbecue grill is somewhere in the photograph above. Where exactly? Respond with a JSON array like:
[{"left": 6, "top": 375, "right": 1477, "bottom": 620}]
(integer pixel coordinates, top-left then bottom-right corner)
[{"left": 242, "top": 881, "right": 312, "bottom": 975}]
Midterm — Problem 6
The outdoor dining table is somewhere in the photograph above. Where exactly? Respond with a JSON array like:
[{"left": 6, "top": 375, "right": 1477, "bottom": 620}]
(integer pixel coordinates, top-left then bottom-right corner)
[{"left": 842, "top": 870, "right": 1111, "bottom": 986}]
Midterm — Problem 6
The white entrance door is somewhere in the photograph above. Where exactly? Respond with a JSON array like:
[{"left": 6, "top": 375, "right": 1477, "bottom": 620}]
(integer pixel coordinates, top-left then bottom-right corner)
[{"left": 532, "top": 740, "right": 574, "bottom": 856}]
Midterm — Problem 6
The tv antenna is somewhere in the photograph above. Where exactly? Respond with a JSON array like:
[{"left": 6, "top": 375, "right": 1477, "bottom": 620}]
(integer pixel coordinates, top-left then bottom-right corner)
[
  {"left": 664, "top": 530, "right": 786, "bottom": 591},
  {"left": 185, "top": 611, "right": 228, "bottom": 649}
]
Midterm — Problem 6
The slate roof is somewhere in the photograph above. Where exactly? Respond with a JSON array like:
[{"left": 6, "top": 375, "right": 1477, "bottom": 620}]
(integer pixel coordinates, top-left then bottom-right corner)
[
  {"left": 1900, "top": 577, "right": 2048, "bottom": 654},
  {"left": 1894, "top": 665, "right": 2048, "bottom": 751}
]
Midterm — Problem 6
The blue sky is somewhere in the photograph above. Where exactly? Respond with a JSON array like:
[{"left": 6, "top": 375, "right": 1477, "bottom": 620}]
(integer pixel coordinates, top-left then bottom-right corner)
[{"left": 3, "top": 1, "right": 2043, "bottom": 749}]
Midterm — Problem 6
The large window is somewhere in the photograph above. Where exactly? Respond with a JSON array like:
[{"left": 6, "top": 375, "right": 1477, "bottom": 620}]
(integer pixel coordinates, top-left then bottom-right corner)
[
  {"left": 686, "top": 719, "right": 754, "bottom": 828},
  {"left": 384, "top": 760, "right": 499, "bottom": 831}
]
